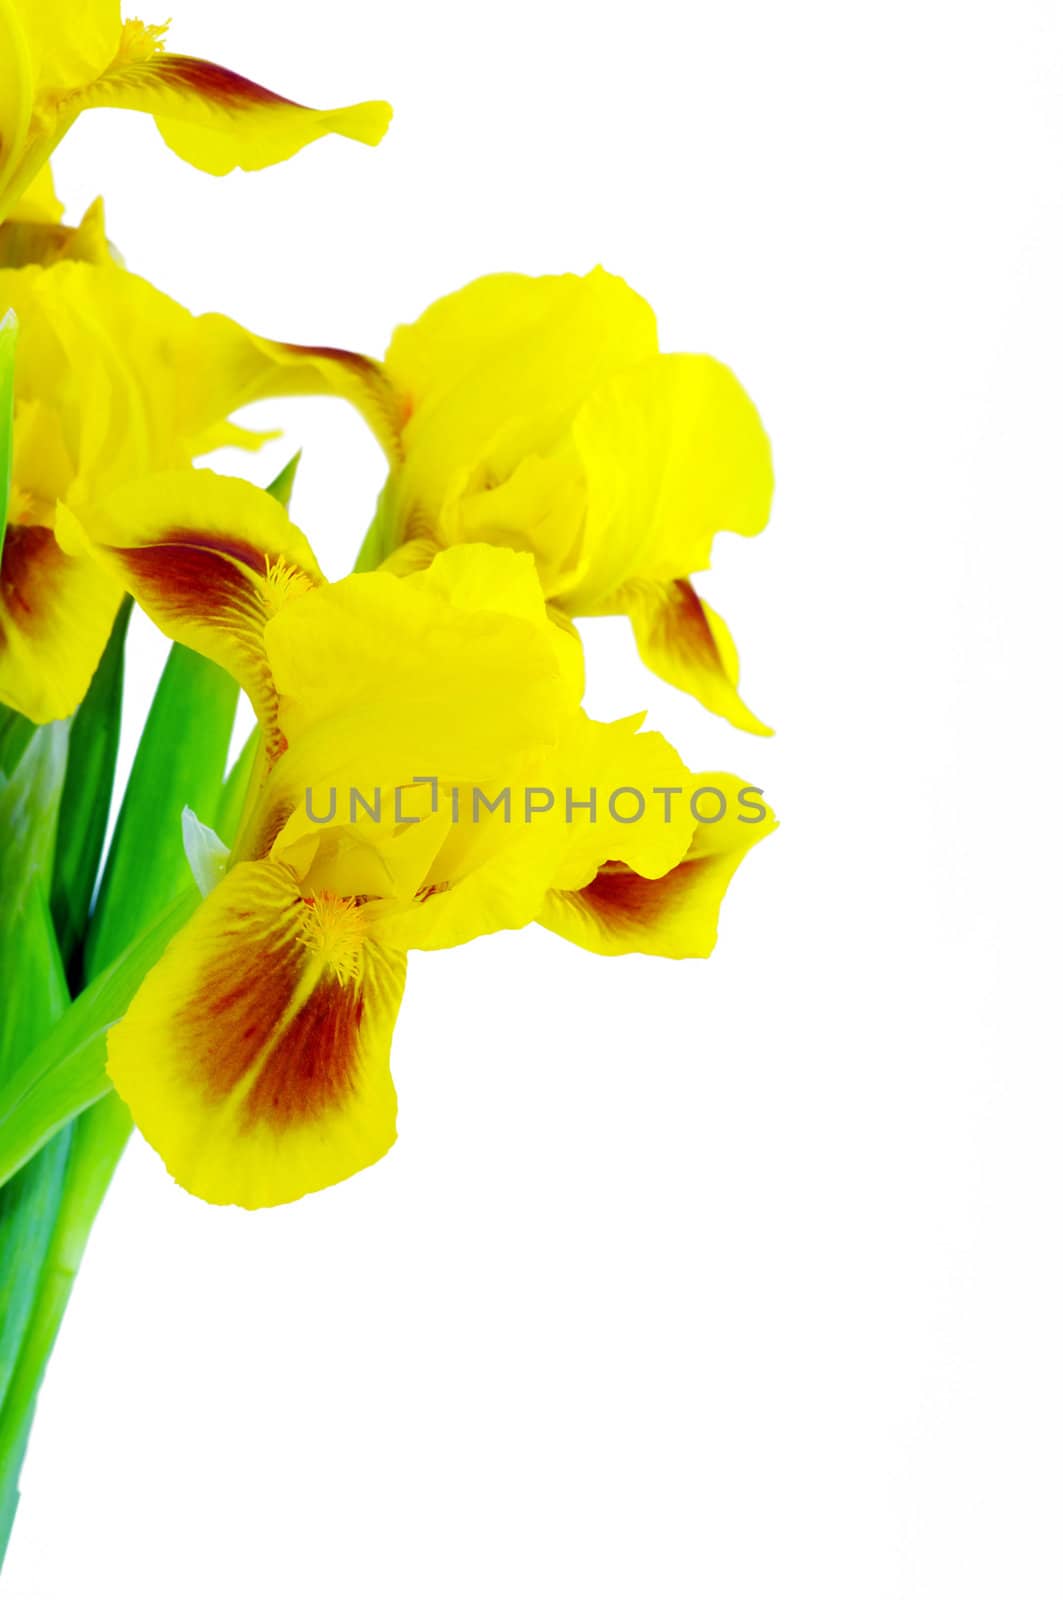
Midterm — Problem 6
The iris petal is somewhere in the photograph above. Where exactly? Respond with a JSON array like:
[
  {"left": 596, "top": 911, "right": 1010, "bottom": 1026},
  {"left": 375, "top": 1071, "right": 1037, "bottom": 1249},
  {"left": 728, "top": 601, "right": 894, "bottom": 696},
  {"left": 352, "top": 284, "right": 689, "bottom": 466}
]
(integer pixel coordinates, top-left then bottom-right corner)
[{"left": 106, "top": 859, "right": 406, "bottom": 1208}]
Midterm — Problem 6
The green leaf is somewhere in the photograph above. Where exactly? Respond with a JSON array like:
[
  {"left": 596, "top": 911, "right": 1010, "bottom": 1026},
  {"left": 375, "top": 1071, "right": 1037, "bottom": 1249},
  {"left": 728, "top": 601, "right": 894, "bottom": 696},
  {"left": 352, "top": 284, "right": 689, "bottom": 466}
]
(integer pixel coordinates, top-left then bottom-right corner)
[
  {"left": 0, "top": 1129, "right": 71, "bottom": 1417},
  {"left": 215, "top": 726, "right": 261, "bottom": 848},
  {"left": 353, "top": 477, "right": 399, "bottom": 573},
  {"left": 85, "top": 643, "right": 237, "bottom": 976},
  {"left": 0, "top": 1094, "right": 125, "bottom": 1560},
  {"left": 0, "top": 310, "right": 15, "bottom": 568},
  {"left": 266, "top": 447, "right": 302, "bottom": 509},
  {"left": 0, "top": 707, "right": 73, "bottom": 1564},
  {"left": 0, "top": 710, "right": 34, "bottom": 783},
  {"left": 0, "top": 721, "right": 68, "bottom": 890},
  {"left": 0, "top": 755, "right": 72, "bottom": 1417},
  {"left": 0, "top": 639, "right": 238, "bottom": 1566},
  {"left": 49, "top": 598, "right": 132, "bottom": 977},
  {"left": 0, "top": 893, "right": 195, "bottom": 1190}
]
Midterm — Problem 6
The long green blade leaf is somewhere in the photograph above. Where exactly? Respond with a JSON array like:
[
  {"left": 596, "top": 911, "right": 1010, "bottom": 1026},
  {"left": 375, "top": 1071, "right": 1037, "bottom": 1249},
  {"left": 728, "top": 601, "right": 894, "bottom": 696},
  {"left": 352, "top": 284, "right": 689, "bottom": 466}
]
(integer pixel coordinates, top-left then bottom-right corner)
[
  {"left": 0, "top": 640, "right": 239, "bottom": 1568},
  {"left": 49, "top": 598, "right": 132, "bottom": 976},
  {"left": 86, "top": 643, "right": 237, "bottom": 975},
  {"left": 0, "top": 894, "right": 195, "bottom": 1190},
  {"left": 0, "top": 714, "right": 73, "bottom": 1557}
]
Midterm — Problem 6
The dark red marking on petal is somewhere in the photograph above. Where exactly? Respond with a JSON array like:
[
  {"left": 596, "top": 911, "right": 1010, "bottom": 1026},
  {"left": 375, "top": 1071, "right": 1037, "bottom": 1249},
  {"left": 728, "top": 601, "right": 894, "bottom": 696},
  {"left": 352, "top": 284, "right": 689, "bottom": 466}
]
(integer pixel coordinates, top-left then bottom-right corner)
[
  {"left": 244, "top": 971, "right": 365, "bottom": 1129},
  {"left": 148, "top": 54, "right": 303, "bottom": 111},
  {"left": 665, "top": 578, "right": 728, "bottom": 676},
  {"left": 114, "top": 541, "right": 265, "bottom": 626},
  {"left": 578, "top": 857, "right": 701, "bottom": 931},
  {"left": 173, "top": 887, "right": 372, "bottom": 1132},
  {"left": 0, "top": 525, "right": 65, "bottom": 637}
]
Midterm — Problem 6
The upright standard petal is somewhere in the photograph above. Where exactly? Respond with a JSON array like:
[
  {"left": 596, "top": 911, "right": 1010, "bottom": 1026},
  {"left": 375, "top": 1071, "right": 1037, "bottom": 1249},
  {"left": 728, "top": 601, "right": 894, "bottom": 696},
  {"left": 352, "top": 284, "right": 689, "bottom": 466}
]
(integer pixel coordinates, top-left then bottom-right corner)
[
  {"left": 264, "top": 547, "right": 569, "bottom": 782},
  {"left": 540, "top": 773, "right": 776, "bottom": 958},
  {"left": 106, "top": 860, "right": 406, "bottom": 1208},
  {"left": 564, "top": 352, "right": 774, "bottom": 610},
  {"left": 383, "top": 268, "right": 658, "bottom": 540}
]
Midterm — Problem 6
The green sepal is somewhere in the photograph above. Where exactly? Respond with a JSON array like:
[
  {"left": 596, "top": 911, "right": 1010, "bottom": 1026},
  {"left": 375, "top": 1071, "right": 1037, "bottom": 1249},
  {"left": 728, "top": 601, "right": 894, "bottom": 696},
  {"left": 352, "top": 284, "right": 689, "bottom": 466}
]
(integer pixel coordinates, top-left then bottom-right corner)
[
  {"left": 0, "top": 310, "right": 16, "bottom": 567},
  {"left": 85, "top": 643, "right": 237, "bottom": 976},
  {"left": 50, "top": 598, "right": 132, "bottom": 977}
]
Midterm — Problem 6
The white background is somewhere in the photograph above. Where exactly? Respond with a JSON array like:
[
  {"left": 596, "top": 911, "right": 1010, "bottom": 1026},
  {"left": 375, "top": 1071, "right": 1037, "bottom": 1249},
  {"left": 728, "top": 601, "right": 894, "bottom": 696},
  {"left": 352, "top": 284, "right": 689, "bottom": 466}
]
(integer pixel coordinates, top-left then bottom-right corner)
[{"left": 6, "top": 0, "right": 1063, "bottom": 1594}]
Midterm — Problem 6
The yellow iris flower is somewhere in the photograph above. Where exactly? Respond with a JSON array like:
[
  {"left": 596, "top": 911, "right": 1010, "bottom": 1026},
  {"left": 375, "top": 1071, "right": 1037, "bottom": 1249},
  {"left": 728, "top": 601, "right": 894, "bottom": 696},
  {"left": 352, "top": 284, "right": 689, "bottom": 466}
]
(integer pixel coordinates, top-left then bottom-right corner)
[
  {"left": 59, "top": 470, "right": 775, "bottom": 1206},
  {"left": 0, "top": 2, "right": 389, "bottom": 225},
  {"left": 353, "top": 268, "right": 775, "bottom": 734},
  {"left": 0, "top": 236, "right": 397, "bottom": 722}
]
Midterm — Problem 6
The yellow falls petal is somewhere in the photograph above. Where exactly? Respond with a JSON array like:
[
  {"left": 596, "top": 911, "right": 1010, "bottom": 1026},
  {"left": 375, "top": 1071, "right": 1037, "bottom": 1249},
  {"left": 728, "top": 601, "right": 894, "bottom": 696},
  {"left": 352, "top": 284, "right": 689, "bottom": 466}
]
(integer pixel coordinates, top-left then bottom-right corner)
[
  {"left": 56, "top": 469, "right": 323, "bottom": 756},
  {"left": 182, "top": 314, "right": 404, "bottom": 466},
  {"left": 0, "top": 519, "right": 122, "bottom": 721},
  {"left": 106, "top": 859, "right": 406, "bottom": 1208},
  {"left": 545, "top": 710, "right": 696, "bottom": 894},
  {"left": 68, "top": 48, "right": 390, "bottom": 175},
  {"left": 617, "top": 577, "right": 772, "bottom": 736},
  {"left": 540, "top": 773, "right": 777, "bottom": 957}
]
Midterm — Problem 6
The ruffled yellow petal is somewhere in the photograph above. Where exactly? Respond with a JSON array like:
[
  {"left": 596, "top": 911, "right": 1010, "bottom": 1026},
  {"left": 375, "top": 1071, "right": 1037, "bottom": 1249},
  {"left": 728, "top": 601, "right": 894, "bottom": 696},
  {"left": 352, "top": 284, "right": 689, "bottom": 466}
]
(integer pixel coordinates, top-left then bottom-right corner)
[
  {"left": 245, "top": 547, "right": 575, "bottom": 871},
  {"left": 540, "top": 773, "right": 776, "bottom": 957},
  {"left": 363, "top": 777, "right": 570, "bottom": 953},
  {"left": 564, "top": 352, "right": 774, "bottom": 609},
  {"left": 264, "top": 546, "right": 569, "bottom": 783},
  {"left": 3, "top": 261, "right": 402, "bottom": 495},
  {"left": 437, "top": 447, "right": 588, "bottom": 599},
  {"left": 106, "top": 859, "right": 406, "bottom": 1208},
  {"left": 56, "top": 469, "right": 323, "bottom": 754},
  {"left": 616, "top": 577, "right": 772, "bottom": 736},
  {"left": 0, "top": 519, "right": 122, "bottom": 721},
  {"left": 384, "top": 268, "right": 657, "bottom": 537}
]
